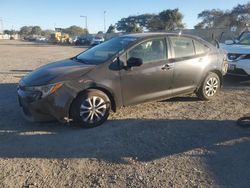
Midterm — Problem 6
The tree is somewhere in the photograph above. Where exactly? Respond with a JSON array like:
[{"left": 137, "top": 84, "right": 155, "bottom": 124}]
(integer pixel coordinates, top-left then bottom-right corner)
[
  {"left": 31, "top": 26, "right": 42, "bottom": 35},
  {"left": 4, "top": 30, "right": 15, "bottom": 35},
  {"left": 116, "top": 16, "right": 143, "bottom": 33},
  {"left": 107, "top": 24, "right": 116, "bottom": 33},
  {"left": 116, "top": 14, "right": 155, "bottom": 32},
  {"left": 64, "top": 25, "right": 88, "bottom": 36},
  {"left": 231, "top": 2, "right": 250, "bottom": 27},
  {"left": 116, "top": 9, "right": 184, "bottom": 32},
  {"left": 158, "top": 9, "right": 184, "bottom": 30},
  {"left": 41, "top": 30, "right": 54, "bottom": 37},
  {"left": 19, "top": 26, "right": 33, "bottom": 36},
  {"left": 147, "top": 16, "right": 165, "bottom": 31},
  {"left": 196, "top": 9, "right": 224, "bottom": 28},
  {"left": 195, "top": 2, "right": 250, "bottom": 29},
  {"left": 135, "top": 14, "right": 155, "bottom": 28}
]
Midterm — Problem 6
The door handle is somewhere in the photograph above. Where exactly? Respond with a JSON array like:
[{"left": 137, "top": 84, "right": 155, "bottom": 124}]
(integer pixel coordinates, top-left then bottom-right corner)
[{"left": 161, "top": 63, "right": 174, "bottom": 71}]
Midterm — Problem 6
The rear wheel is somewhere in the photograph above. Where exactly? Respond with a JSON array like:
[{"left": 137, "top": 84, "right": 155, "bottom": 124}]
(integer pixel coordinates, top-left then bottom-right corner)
[
  {"left": 196, "top": 72, "right": 220, "bottom": 100},
  {"left": 70, "top": 89, "right": 111, "bottom": 128}
]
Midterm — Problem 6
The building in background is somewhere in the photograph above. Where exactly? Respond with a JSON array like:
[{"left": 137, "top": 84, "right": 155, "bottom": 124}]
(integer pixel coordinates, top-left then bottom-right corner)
[{"left": 0, "top": 34, "right": 19, "bottom": 40}]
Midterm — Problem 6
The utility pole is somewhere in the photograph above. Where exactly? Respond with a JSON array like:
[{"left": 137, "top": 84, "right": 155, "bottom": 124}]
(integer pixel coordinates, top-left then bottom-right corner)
[
  {"left": 0, "top": 18, "right": 3, "bottom": 34},
  {"left": 104, "top": 11, "right": 106, "bottom": 33},
  {"left": 80, "top": 15, "right": 88, "bottom": 31}
]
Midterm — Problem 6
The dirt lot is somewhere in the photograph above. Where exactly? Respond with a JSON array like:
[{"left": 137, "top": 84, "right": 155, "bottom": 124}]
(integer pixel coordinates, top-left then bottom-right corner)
[{"left": 0, "top": 40, "right": 250, "bottom": 188}]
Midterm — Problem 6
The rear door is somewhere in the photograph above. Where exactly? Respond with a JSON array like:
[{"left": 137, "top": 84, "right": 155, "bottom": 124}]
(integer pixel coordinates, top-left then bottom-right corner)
[
  {"left": 120, "top": 37, "right": 174, "bottom": 106},
  {"left": 168, "top": 36, "right": 211, "bottom": 95}
]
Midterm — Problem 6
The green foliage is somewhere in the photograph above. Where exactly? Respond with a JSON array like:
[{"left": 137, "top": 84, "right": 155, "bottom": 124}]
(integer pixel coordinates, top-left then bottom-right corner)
[
  {"left": 64, "top": 25, "right": 88, "bottom": 36},
  {"left": 4, "top": 30, "right": 16, "bottom": 35},
  {"left": 195, "top": 2, "right": 250, "bottom": 28},
  {"left": 147, "top": 16, "right": 165, "bottom": 31},
  {"left": 19, "top": 26, "right": 33, "bottom": 36},
  {"left": 31, "top": 26, "right": 42, "bottom": 35},
  {"left": 148, "top": 9, "right": 184, "bottom": 31},
  {"left": 116, "top": 16, "right": 144, "bottom": 33},
  {"left": 196, "top": 9, "right": 225, "bottom": 28},
  {"left": 41, "top": 30, "right": 54, "bottom": 37},
  {"left": 231, "top": 2, "right": 250, "bottom": 27},
  {"left": 19, "top": 26, "right": 42, "bottom": 36},
  {"left": 116, "top": 9, "right": 184, "bottom": 32},
  {"left": 159, "top": 9, "right": 184, "bottom": 30},
  {"left": 106, "top": 25, "right": 116, "bottom": 33}
]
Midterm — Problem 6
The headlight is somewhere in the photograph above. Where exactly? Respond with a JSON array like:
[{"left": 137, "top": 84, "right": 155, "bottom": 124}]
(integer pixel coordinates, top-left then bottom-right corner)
[
  {"left": 25, "top": 83, "right": 63, "bottom": 98},
  {"left": 227, "top": 53, "right": 246, "bottom": 61}
]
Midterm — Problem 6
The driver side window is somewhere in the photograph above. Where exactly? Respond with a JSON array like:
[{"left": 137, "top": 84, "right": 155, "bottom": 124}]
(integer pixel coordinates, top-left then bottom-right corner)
[{"left": 128, "top": 38, "right": 167, "bottom": 64}]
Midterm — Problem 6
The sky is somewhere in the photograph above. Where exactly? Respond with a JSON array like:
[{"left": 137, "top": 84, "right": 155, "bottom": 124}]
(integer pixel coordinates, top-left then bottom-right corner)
[{"left": 0, "top": 0, "right": 249, "bottom": 33}]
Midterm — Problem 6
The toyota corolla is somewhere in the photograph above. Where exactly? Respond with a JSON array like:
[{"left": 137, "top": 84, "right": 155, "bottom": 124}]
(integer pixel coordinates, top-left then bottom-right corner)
[{"left": 18, "top": 33, "right": 228, "bottom": 128}]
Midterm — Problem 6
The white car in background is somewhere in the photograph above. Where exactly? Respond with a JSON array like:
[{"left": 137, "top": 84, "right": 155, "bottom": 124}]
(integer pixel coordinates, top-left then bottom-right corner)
[
  {"left": 91, "top": 36, "right": 105, "bottom": 46},
  {"left": 220, "top": 32, "right": 250, "bottom": 76}
]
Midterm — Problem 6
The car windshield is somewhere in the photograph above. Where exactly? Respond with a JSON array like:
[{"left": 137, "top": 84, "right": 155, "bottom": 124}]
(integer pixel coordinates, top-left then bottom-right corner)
[
  {"left": 238, "top": 33, "right": 250, "bottom": 45},
  {"left": 76, "top": 36, "right": 137, "bottom": 64}
]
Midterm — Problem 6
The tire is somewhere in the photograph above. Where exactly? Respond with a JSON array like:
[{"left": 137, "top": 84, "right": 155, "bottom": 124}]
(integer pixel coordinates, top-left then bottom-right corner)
[
  {"left": 196, "top": 72, "right": 220, "bottom": 100},
  {"left": 70, "top": 89, "right": 111, "bottom": 128}
]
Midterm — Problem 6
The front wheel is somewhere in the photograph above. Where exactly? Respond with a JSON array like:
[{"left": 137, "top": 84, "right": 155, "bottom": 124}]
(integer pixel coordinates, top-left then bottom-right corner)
[
  {"left": 70, "top": 89, "right": 111, "bottom": 128},
  {"left": 196, "top": 72, "right": 220, "bottom": 100}
]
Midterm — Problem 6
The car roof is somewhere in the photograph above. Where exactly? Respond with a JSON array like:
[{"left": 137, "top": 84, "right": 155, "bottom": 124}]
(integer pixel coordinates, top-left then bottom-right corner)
[
  {"left": 122, "top": 32, "right": 199, "bottom": 39},
  {"left": 121, "top": 32, "right": 215, "bottom": 49}
]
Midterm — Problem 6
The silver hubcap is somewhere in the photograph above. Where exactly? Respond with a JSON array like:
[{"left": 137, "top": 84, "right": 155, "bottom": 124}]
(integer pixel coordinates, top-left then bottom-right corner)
[
  {"left": 80, "top": 96, "right": 107, "bottom": 124},
  {"left": 205, "top": 77, "right": 219, "bottom": 97}
]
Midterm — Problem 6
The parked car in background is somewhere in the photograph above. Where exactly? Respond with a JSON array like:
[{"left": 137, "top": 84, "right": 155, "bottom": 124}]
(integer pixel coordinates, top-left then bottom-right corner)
[
  {"left": 18, "top": 33, "right": 228, "bottom": 128},
  {"left": 75, "top": 36, "right": 91, "bottom": 46},
  {"left": 91, "top": 36, "right": 105, "bottom": 46},
  {"left": 36, "top": 37, "right": 48, "bottom": 43},
  {"left": 220, "top": 32, "right": 250, "bottom": 76}
]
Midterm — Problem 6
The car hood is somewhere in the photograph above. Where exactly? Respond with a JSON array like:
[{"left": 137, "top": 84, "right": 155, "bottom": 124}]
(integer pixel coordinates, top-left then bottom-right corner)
[
  {"left": 220, "top": 43, "right": 250, "bottom": 54},
  {"left": 20, "top": 59, "right": 95, "bottom": 86}
]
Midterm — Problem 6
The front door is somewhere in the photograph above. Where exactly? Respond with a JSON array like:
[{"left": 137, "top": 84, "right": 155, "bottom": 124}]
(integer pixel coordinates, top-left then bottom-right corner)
[{"left": 120, "top": 37, "right": 174, "bottom": 106}]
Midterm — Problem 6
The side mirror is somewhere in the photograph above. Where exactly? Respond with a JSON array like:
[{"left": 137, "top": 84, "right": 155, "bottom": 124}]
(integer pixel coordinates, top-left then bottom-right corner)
[
  {"left": 225, "top": 40, "right": 234, "bottom": 45},
  {"left": 127, "top": 57, "right": 143, "bottom": 67}
]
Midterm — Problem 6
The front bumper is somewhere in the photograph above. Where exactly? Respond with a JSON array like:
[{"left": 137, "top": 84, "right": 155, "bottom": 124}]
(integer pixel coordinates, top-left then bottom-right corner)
[
  {"left": 227, "top": 59, "right": 250, "bottom": 76},
  {"left": 17, "top": 85, "right": 75, "bottom": 123}
]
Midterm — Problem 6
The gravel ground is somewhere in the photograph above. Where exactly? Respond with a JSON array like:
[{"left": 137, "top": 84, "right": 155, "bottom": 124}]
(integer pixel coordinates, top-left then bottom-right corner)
[{"left": 0, "top": 40, "right": 250, "bottom": 188}]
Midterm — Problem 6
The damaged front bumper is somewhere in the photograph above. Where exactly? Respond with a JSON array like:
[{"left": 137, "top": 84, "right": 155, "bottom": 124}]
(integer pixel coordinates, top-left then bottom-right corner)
[{"left": 17, "top": 84, "right": 76, "bottom": 123}]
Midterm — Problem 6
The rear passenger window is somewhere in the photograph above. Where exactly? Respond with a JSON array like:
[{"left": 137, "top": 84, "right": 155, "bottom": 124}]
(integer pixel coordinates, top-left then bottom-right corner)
[
  {"left": 194, "top": 40, "right": 210, "bottom": 55},
  {"left": 169, "top": 37, "right": 195, "bottom": 58}
]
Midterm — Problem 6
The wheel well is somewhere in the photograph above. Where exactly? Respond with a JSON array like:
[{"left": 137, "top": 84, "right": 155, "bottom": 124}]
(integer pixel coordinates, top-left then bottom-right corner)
[
  {"left": 70, "top": 87, "right": 116, "bottom": 115},
  {"left": 196, "top": 70, "right": 223, "bottom": 93},
  {"left": 210, "top": 70, "right": 223, "bottom": 85}
]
